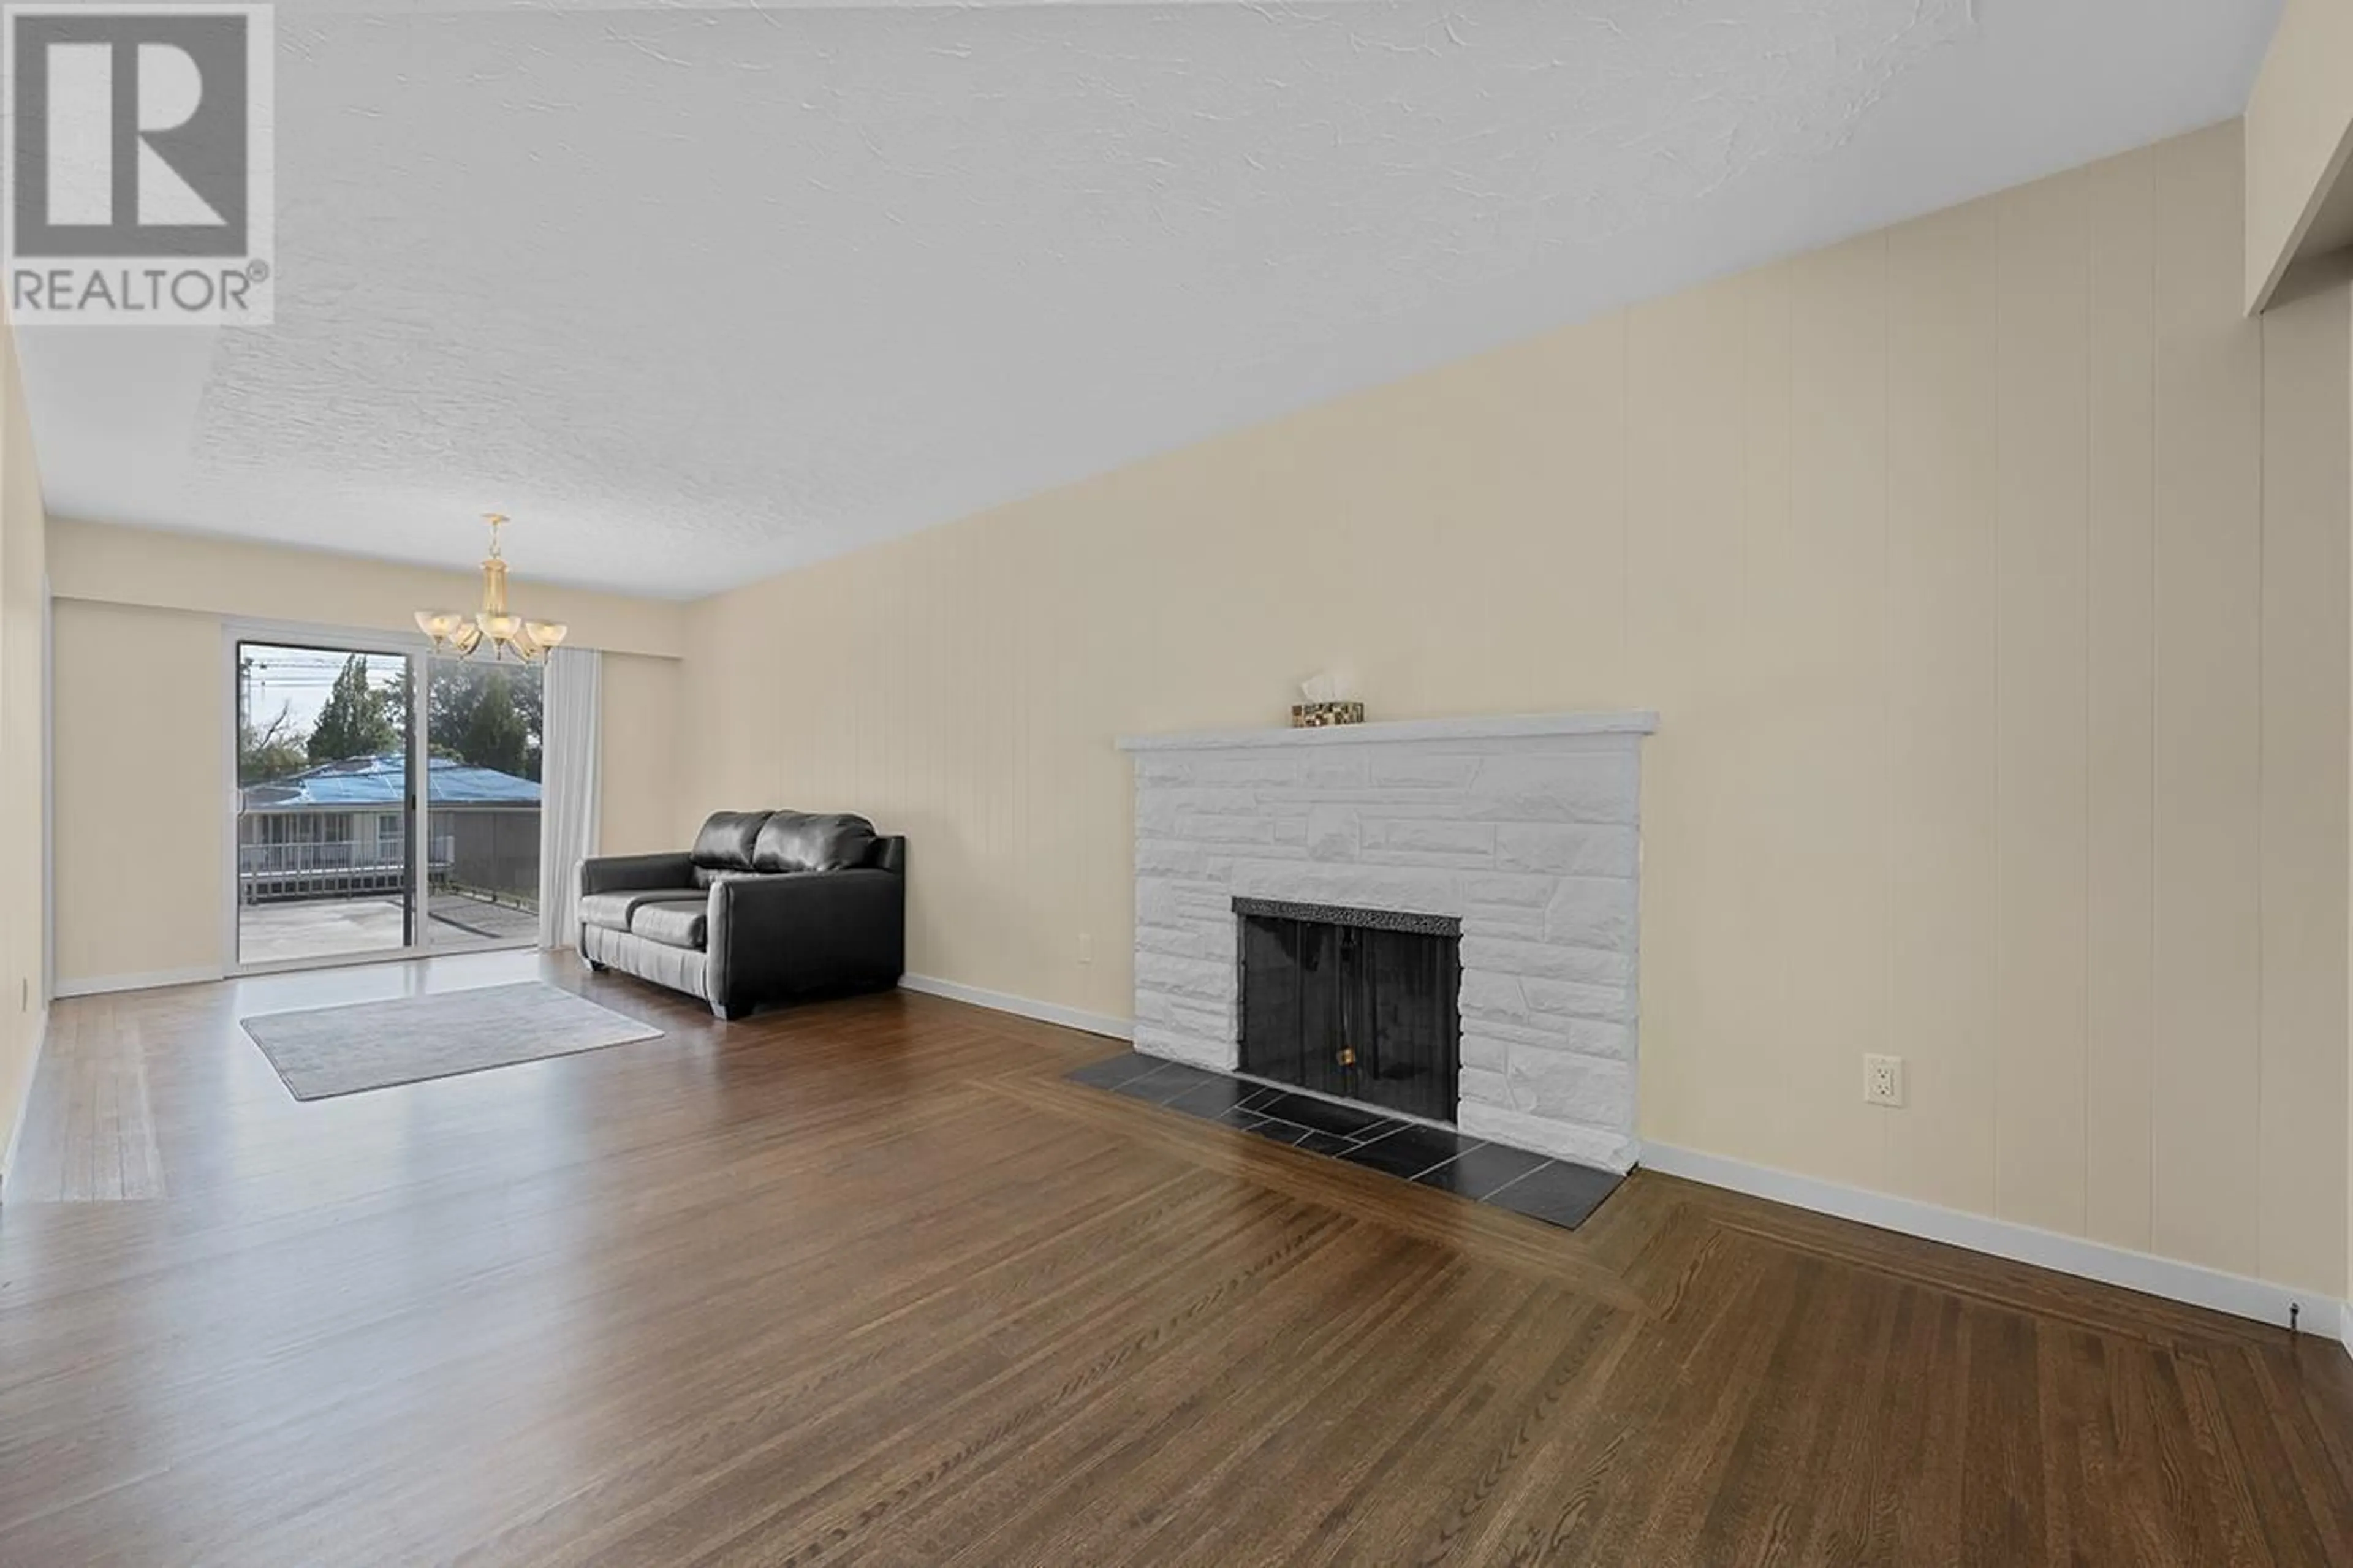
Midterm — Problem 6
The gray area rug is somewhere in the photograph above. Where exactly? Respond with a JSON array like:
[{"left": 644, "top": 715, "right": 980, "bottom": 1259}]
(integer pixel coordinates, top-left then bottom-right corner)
[{"left": 241, "top": 981, "right": 664, "bottom": 1101}]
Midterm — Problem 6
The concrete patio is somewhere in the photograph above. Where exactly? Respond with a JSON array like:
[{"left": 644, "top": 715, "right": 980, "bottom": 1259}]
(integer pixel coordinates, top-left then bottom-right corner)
[{"left": 239, "top": 895, "right": 541, "bottom": 966}]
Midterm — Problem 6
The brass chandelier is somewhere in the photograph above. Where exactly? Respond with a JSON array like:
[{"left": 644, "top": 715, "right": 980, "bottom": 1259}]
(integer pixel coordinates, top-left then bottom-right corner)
[{"left": 413, "top": 513, "right": 569, "bottom": 663}]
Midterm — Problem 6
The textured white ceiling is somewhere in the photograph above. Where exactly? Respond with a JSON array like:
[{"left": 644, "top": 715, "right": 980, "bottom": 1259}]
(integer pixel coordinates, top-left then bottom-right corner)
[{"left": 17, "top": 0, "right": 2281, "bottom": 599}]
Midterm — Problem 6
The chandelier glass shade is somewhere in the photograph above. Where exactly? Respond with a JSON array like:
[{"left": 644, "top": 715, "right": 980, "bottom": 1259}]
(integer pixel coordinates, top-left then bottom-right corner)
[{"left": 414, "top": 513, "right": 569, "bottom": 663}]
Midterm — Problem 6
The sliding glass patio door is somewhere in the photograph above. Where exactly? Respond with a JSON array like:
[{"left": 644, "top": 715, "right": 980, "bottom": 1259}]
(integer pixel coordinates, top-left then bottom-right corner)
[
  {"left": 233, "top": 632, "right": 548, "bottom": 970},
  {"left": 419, "top": 653, "right": 544, "bottom": 951},
  {"left": 235, "top": 638, "right": 417, "bottom": 967}
]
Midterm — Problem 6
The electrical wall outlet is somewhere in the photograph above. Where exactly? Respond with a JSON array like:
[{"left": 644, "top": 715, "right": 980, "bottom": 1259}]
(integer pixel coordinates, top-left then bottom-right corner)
[
  {"left": 1077, "top": 933, "right": 1094, "bottom": 965},
  {"left": 1863, "top": 1053, "right": 1904, "bottom": 1107}
]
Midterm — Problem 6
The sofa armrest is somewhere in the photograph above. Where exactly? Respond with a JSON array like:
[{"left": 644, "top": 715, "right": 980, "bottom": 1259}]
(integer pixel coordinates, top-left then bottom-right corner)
[
  {"left": 578, "top": 851, "right": 697, "bottom": 897},
  {"left": 708, "top": 869, "right": 906, "bottom": 1011}
]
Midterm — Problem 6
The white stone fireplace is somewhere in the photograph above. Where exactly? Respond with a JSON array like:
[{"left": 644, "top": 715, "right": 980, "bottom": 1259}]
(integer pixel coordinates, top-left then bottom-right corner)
[{"left": 1116, "top": 712, "right": 1656, "bottom": 1172}]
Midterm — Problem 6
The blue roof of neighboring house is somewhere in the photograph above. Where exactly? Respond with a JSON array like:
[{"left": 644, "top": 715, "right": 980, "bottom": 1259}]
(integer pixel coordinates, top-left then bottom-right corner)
[{"left": 241, "top": 753, "right": 540, "bottom": 811}]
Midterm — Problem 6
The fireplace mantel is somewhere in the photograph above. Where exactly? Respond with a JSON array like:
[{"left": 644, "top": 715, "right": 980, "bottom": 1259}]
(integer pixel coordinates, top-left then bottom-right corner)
[
  {"left": 1119, "top": 708, "right": 1656, "bottom": 1172},
  {"left": 1116, "top": 710, "right": 1658, "bottom": 752}
]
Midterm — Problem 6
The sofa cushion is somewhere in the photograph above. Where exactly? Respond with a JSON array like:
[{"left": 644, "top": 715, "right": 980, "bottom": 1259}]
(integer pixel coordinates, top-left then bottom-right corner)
[
  {"left": 580, "top": 888, "right": 703, "bottom": 933},
  {"left": 753, "top": 811, "right": 879, "bottom": 873},
  {"left": 691, "top": 811, "right": 773, "bottom": 871},
  {"left": 630, "top": 900, "right": 708, "bottom": 950}
]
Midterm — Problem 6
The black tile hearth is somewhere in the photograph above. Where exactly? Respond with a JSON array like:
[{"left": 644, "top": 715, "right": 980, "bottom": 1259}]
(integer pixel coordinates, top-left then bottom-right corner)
[
  {"left": 1066, "top": 1053, "right": 1171, "bottom": 1091},
  {"left": 1340, "top": 1123, "right": 1484, "bottom": 1181},
  {"left": 1414, "top": 1141, "right": 1552, "bottom": 1200},
  {"left": 1162, "top": 1077, "right": 1270, "bottom": 1118},
  {"left": 1245, "top": 1088, "right": 1395, "bottom": 1140},
  {"left": 1106, "top": 1061, "right": 1224, "bottom": 1105},
  {"left": 1482, "top": 1157, "right": 1621, "bottom": 1230},
  {"left": 1064, "top": 1050, "right": 1624, "bottom": 1231}
]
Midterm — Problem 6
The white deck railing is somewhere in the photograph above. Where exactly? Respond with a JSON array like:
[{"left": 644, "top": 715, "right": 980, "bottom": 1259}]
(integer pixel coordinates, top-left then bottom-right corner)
[{"left": 236, "top": 838, "right": 457, "bottom": 902}]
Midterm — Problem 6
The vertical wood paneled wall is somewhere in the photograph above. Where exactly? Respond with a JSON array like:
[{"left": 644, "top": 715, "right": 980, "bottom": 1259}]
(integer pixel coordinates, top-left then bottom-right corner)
[{"left": 684, "top": 123, "right": 2353, "bottom": 1295}]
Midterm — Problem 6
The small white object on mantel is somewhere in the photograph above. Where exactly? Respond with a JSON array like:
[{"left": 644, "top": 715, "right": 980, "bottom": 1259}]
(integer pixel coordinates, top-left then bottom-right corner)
[{"left": 1116, "top": 709, "right": 1658, "bottom": 1172}]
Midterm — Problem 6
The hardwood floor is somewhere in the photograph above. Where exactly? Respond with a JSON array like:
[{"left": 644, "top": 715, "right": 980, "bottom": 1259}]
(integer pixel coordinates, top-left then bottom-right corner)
[
  {"left": 2, "top": 953, "right": 2349, "bottom": 1565},
  {"left": 6, "top": 994, "right": 167, "bottom": 1202}
]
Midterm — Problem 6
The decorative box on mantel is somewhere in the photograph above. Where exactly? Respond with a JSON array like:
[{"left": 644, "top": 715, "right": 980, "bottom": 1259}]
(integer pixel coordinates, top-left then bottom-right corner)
[{"left": 1115, "top": 711, "right": 1658, "bottom": 1173}]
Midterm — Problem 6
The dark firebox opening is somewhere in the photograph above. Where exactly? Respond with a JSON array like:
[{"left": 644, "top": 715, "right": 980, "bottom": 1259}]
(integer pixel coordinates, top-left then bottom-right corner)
[{"left": 1235, "top": 898, "right": 1461, "bottom": 1124}]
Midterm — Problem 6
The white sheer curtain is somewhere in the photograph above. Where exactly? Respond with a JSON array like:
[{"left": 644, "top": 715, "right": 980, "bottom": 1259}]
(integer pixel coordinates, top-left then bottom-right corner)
[{"left": 538, "top": 646, "right": 602, "bottom": 949}]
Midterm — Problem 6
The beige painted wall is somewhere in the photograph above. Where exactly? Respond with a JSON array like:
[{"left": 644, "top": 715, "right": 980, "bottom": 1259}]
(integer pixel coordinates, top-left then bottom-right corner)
[
  {"left": 2260, "top": 275, "right": 2353, "bottom": 1303},
  {"left": 598, "top": 650, "right": 685, "bottom": 855},
  {"left": 2343, "top": 272, "right": 2353, "bottom": 1306},
  {"left": 683, "top": 122, "right": 2353, "bottom": 1295},
  {"left": 50, "top": 529, "right": 686, "bottom": 985},
  {"left": 52, "top": 600, "right": 221, "bottom": 985},
  {"left": 0, "top": 325, "right": 47, "bottom": 1171},
  {"left": 2245, "top": 0, "right": 2353, "bottom": 309}
]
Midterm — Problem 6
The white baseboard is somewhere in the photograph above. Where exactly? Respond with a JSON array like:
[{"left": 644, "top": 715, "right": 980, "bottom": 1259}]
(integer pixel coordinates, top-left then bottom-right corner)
[
  {"left": 1642, "top": 1142, "right": 2346, "bottom": 1339},
  {"left": 53, "top": 965, "right": 223, "bottom": 999},
  {"left": 1, "top": 1005, "right": 48, "bottom": 1203},
  {"left": 898, "top": 973, "right": 1133, "bottom": 1043}
]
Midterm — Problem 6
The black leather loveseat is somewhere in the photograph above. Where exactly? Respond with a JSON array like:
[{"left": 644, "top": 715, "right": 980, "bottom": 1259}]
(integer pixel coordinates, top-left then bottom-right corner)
[{"left": 576, "top": 810, "right": 906, "bottom": 1019}]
